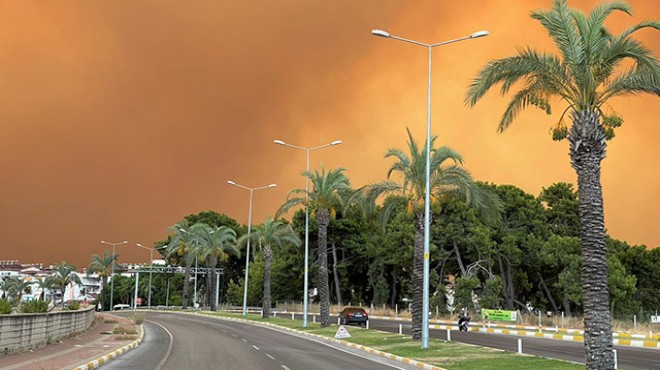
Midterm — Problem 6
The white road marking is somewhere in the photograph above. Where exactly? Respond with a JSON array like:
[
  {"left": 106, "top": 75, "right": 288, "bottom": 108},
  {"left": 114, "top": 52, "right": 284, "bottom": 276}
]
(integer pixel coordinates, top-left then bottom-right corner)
[
  {"left": 222, "top": 329, "right": 228, "bottom": 333},
  {"left": 231, "top": 333, "right": 237, "bottom": 337},
  {"left": 281, "top": 366, "right": 291, "bottom": 370},
  {"left": 266, "top": 354, "right": 275, "bottom": 360},
  {"left": 241, "top": 338, "right": 248, "bottom": 343},
  {"left": 252, "top": 345, "right": 260, "bottom": 350},
  {"left": 149, "top": 320, "right": 174, "bottom": 370}
]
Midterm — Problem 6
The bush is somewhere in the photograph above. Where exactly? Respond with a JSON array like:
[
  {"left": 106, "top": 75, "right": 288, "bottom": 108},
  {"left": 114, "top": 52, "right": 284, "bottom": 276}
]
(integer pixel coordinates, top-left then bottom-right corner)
[
  {"left": 66, "top": 301, "right": 81, "bottom": 310},
  {"left": 131, "top": 312, "right": 145, "bottom": 325},
  {"left": 0, "top": 298, "right": 12, "bottom": 314},
  {"left": 20, "top": 299, "right": 49, "bottom": 313}
]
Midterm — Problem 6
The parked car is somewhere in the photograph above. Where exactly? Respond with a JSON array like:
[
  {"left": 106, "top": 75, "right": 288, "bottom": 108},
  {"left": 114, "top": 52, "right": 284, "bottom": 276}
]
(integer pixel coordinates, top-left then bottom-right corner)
[
  {"left": 113, "top": 304, "right": 131, "bottom": 310},
  {"left": 339, "top": 307, "right": 368, "bottom": 326}
]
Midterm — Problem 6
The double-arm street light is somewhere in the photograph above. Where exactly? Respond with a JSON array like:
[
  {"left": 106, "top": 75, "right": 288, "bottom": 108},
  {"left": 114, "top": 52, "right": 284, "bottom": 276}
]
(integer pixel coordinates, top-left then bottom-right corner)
[
  {"left": 136, "top": 243, "right": 158, "bottom": 308},
  {"left": 179, "top": 228, "right": 201, "bottom": 308},
  {"left": 227, "top": 180, "right": 277, "bottom": 316},
  {"left": 101, "top": 240, "right": 128, "bottom": 311},
  {"left": 273, "top": 139, "right": 342, "bottom": 327},
  {"left": 371, "top": 28, "right": 488, "bottom": 348}
]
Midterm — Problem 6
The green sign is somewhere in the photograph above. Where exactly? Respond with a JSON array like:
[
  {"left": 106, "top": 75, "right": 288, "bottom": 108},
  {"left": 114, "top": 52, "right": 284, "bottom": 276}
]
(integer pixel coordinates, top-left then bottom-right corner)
[{"left": 481, "top": 309, "right": 518, "bottom": 322}]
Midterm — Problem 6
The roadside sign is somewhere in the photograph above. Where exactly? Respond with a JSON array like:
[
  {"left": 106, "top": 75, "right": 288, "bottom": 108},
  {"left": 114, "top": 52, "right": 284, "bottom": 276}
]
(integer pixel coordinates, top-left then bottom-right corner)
[
  {"left": 482, "top": 309, "right": 518, "bottom": 322},
  {"left": 334, "top": 325, "right": 351, "bottom": 339},
  {"left": 652, "top": 316, "right": 659, "bottom": 324}
]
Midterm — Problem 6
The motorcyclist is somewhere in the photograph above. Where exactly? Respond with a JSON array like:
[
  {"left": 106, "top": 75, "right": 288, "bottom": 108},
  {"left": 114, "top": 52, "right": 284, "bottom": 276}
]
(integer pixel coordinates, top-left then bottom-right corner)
[{"left": 458, "top": 309, "right": 470, "bottom": 331}]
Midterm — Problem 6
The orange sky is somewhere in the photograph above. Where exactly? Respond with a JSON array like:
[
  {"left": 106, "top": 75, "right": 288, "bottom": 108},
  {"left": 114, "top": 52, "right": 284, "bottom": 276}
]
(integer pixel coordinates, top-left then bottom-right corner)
[{"left": 0, "top": 0, "right": 658, "bottom": 268}]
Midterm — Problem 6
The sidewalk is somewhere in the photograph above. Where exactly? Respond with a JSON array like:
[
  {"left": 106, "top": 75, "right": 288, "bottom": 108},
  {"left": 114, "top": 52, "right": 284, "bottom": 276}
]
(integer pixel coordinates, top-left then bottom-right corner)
[{"left": 0, "top": 312, "right": 140, "bottom": 370}]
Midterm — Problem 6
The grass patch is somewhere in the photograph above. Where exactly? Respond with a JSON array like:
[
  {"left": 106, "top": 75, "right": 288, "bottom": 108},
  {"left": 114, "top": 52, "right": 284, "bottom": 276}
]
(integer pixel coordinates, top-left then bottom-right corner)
[
  {"left": 114, "top": 335, "right": 137, "bottom": 341},
  {"left": 203, "top": 311, "right": 581, "bottom": 370},
  {"left": 104, "top": 319, "right": 118, "bottom": 324}
]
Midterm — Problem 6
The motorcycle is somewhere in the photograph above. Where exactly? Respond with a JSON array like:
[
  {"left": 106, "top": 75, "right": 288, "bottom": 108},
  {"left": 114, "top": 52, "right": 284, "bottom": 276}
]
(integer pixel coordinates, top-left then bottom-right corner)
[{"left": 458, "top": 316, "right": 470, "bottom": 332}]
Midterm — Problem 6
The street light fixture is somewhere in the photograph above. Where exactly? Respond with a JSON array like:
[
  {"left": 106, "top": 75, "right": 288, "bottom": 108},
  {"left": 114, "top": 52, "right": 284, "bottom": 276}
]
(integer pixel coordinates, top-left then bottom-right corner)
[
  {"left": 178, "top": 228, "right": 202, "bottom": 309},
  {"left": 227, "top": 180, "right": 277, "bottom": 316},
  {"left": 136, "top": 243, "right": 156, "bottom": 308},
  {"left": 101, "top": 240, "right": 128, "bottom": 311},
  {"left": 273, "top": 138, "right": 342, "bottom": 327},
  {"left": 371, "top": 28, "right": 488, "bottom": 348}
]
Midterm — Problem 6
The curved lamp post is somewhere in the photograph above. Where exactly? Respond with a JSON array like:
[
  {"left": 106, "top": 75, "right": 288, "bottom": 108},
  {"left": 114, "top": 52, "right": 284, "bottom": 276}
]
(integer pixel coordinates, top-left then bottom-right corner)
[
  {"left": 136, "top": 243, "right": 156, "bottom": 308},
  {"left": 227, "top": 180, "right": 277, "bottom": 316},
  {"left": 101, "top": 240, "right": 128, "bottom": 311},
  {"left": 273, "top": 139, "right": 342, "bottom": 327},
  {"left": 371, "top": 28, "right": 488, "bottom": 348}
]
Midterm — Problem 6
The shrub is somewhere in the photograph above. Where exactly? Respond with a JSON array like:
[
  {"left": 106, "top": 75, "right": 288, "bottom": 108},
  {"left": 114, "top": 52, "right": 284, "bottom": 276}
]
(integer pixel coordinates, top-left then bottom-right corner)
[
  {"left": 0, "top": 298, "right": 12, "bottom": 314},
  {"left": 20, "top": 300, "right": 49, "bottom": 313},
  {"left": 66, "top": 301, "right": 80, "bottom": 310},
  {"left": 130, "top": 312, "right": 145, "bottom": 325}
]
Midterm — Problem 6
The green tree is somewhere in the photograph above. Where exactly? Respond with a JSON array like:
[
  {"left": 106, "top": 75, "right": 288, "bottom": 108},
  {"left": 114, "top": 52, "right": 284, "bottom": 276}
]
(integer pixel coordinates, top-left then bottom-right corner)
[
  {"left": 194, "top": 223, "right": 239, "bottom": 311},
  {"left": 88, "top": 250, "right": 116, "bottom": 310},
  {"left": 360, "top": 129, "right": 500, "bottom": 340},
  {"left": 241, "top": 218, "right": 300, "bottom": 318},
  {"left": 278, "top": 167, "right": 351, "bottom": 327},
  {"left": 51, "top": 262, "right": 82, "bottom": 308},
  {"left": 165, "top": 222, "right": 196, "bottom": 309},
  {"left": 465, "top": 1, "right": 658, "bottom": 366}
]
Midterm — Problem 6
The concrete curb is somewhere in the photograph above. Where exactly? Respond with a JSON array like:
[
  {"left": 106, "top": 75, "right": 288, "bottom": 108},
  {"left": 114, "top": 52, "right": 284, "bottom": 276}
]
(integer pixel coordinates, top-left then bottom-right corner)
[
  {"left": 183, "top": 311, "right": 446, "bottom": 370},
  {"left": 71, "top": 318, "right": 144, "bottom": 370}
]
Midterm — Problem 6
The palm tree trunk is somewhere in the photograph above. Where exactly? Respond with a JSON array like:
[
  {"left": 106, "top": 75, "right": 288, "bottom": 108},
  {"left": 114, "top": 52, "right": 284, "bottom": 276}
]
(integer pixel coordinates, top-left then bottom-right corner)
[
  {"left": 317, "top": 208, "right": 331, "bottom": 327},
  {"left": 331, "top": 241, "right": 342, "bottom": 307},
  {"left": 182, "top": 256, "right": 191, "bottom": 310},
  {"left": 569, "top": 109, "right": 613, "bottom": 369},
  {"left": 263, "top": 246, "right": 272, "bottom": 318},
  {"left": 411, "top": 210, "right": 424, "bottom": 341}
]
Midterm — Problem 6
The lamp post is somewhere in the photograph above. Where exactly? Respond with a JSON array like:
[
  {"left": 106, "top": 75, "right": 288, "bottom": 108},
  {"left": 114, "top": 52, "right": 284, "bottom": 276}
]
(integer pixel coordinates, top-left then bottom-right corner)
[
  {"left": 179, "top": 229, "right": 200, "bottom": 309},
  {"left": 227, "top": 180, "right": 277, "bottom": 316},
  {"left": 273, "top": 139, "right": 342, "bottom": 327},
  {"left": 371, "top": 28, "right": 488, "bottom": 348},
  {"left": 101, "top": 240, "right": 128, "bottom": 311},
  {"left": 136, "top": 243, "right": 156, "bottom": 308}
]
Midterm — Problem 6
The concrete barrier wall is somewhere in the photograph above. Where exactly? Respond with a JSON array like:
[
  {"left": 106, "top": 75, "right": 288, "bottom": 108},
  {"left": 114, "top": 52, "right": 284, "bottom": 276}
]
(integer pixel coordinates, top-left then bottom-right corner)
[{"left": 0, "top": 306, "right": 95, "bottom": 355}]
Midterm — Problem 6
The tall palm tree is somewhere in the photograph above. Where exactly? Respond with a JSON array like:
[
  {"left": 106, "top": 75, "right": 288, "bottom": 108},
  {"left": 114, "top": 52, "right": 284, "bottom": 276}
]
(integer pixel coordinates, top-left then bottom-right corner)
[
  {"left": 88, "top": 250, "right": 116, "bottom": 310},
  {"left": 50, "top": 262, "right": 82, "bottom": 308},
  {"left": 194, "top": 224, "right": 239, "bottom": 311},
  {"left": 166, "top": 222, "right": 195, "bottom": 309},
  {"left": 240, "top": 218, "right": 301, "bottom": 318},
  {"left": 278, "top": 167, "right": 351, "bottom": 327},
  {"left": 360, "top": 129, "right": 500, "bottom": 341},
  {"left": 465, "top": 1, "right": 658, "bottom": 367}
]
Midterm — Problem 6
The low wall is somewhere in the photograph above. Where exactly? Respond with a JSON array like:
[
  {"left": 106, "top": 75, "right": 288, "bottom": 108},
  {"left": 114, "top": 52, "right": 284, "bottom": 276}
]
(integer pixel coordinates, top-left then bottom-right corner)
[{"left": 0, "top": 306, "right": 95, "bottom": 355}]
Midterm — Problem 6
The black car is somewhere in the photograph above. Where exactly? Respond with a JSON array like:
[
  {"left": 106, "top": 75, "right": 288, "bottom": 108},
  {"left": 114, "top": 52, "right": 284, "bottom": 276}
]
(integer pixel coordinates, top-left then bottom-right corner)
[{"left": 339, "top": 307, "right": 369, "bottom": 326}]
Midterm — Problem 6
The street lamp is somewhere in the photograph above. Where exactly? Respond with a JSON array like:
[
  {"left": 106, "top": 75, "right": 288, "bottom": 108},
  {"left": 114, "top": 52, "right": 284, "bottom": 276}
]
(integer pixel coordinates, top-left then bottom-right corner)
[
  {"left": 101, "top": 240, "right": 128, "bottom": 311},
  {"left": 371, "top": 28, "right": 488, "bottom": 348},
  {"left": 136, "top": 243, "right": 156, "bottom": 308},
  {"left": 179, "top": 228, "right": 201, "bottom": 309},
  {"left": 273, "top": 139, "right": 342, "bottom": 327},
  {"left": 227, "top": 180, "right": 277, "bottom": 316}
]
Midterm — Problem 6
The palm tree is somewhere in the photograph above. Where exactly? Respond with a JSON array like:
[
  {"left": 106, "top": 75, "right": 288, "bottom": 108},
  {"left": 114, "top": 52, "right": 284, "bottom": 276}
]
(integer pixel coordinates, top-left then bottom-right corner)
[
  {"left": 240, "top": 218, "right": 300, "bottom": 318},
  {"left": 465, "top": 1, "right": 658, "bottom": 367},
  {"left": 278, "top": 167, "right": 351, "bottom": 327},
  {"left": 165, "top": 222, "right": 196, "bottom": 309},
  {"left": 88, "top": 250, "right": 116, "bottom": 310},
  {"left": 360, "top": 129, "right": 500, "bottom": 341},
  {"left": 50, "top": 262, "right": 82, "bottom": 308},
  {"left": 193, "top": 223, "right": 239, "bottom": 311}
]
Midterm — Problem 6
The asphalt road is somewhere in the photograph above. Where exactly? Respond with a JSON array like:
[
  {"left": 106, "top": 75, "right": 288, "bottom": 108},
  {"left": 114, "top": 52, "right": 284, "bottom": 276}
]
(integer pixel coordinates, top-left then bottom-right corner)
[
  {"left": 103, "top": 312, "right": 423, "bottom": 370},
  {"left": 283, "top": 313, "right": 659, "bottom": 370}
]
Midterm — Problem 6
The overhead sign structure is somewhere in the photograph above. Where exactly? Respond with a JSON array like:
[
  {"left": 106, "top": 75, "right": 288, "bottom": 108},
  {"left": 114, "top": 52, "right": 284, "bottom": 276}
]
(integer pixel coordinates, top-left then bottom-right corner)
[
  {"left": 481, "top": 309, "right": 518, "bottom": 322},
  {"left": 334, "top": 325, "right": 351, "bottom": 339}
]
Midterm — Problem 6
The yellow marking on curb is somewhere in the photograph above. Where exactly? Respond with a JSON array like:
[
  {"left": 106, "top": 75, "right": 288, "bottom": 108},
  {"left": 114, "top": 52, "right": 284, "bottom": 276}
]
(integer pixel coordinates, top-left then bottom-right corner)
[
  {"left": 618, "top": 339, "right": 631, "bottom": 346},
  {"left": 553, "top": 334, "right": 563, "bottom": 339},
  {"left": 575, "top": 336, "right": 584, "bottom": 341},
  {"left": 534, "top": 333, "right": 543, "bottom": 337},
  {"left": 518, "top": 331, "right": 526, "bottom": 336},
  {"left": 487, "top": 328, "right": 494, "bottom": 333},
  {"left": 503, "top": 329, "right": 509, "bottom": 334},
  {"left": 643, "top": 341, "right": 657, "bottom": 348}
]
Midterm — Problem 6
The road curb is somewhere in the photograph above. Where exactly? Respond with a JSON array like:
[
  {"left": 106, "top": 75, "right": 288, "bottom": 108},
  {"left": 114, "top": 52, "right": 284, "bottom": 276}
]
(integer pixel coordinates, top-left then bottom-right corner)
[
  {"left": 185, "top": 311, "right": 447, "bottom": 370},
  {"left": 71, "top": 317, "right": 144, "bottom": 370}
]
